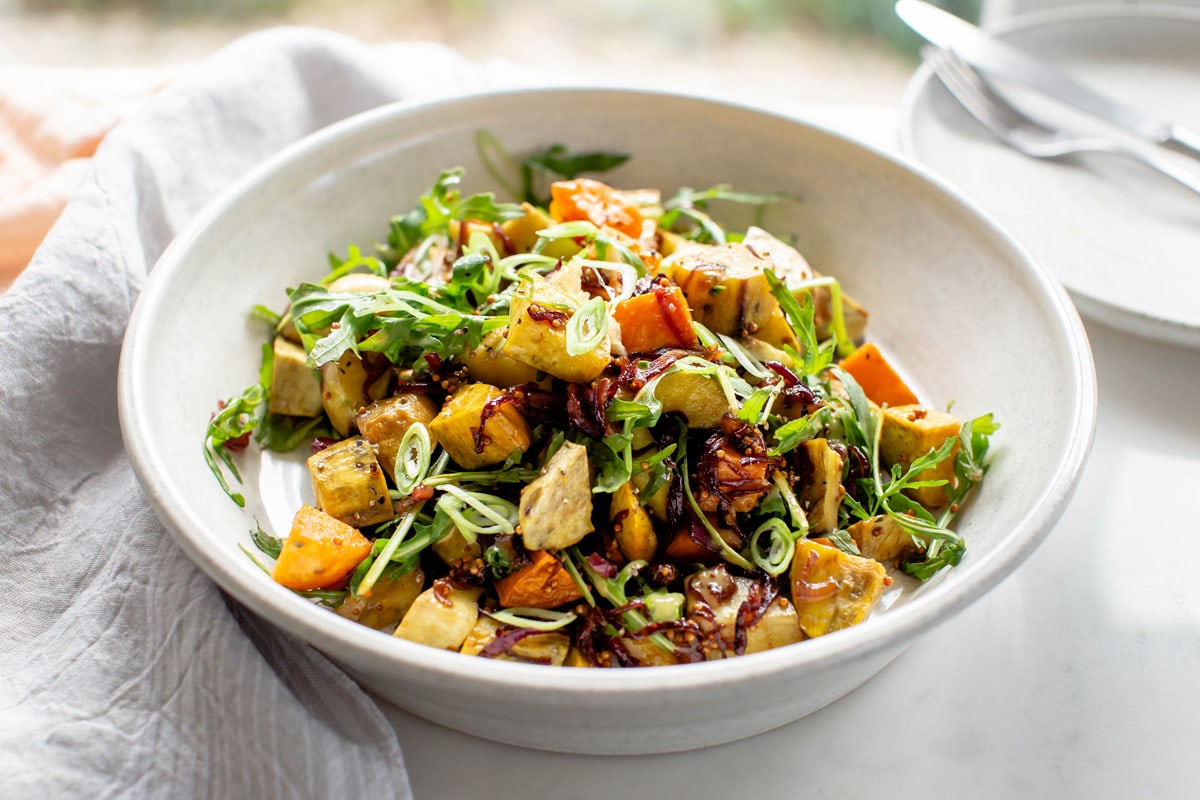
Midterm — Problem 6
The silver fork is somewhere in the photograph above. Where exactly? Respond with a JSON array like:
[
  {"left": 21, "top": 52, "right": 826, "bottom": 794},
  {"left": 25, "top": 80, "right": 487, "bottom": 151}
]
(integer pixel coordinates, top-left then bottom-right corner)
[{"left": 928, "top": 48, "right": 1200, "bottom": 198}]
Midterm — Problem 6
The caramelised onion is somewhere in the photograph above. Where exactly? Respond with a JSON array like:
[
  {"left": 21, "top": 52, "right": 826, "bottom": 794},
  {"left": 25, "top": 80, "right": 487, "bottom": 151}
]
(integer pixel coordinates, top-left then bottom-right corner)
[
  {"left": 765, "top": 360, "right": 822, "bottom": 411},
  {"left": 696, "top": 416, "right": 779, "bottom": 515},
  {"left": 733, "top": 579, "right": 780, "bottom": 656},
  {"left": 477, "top": 626, "right": 555, "bottom": 664}
]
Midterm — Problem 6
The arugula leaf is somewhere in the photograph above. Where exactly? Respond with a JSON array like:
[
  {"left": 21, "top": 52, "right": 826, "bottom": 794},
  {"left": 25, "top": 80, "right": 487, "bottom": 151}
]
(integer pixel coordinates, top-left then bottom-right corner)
[
  {"left": 589, "top": 435, "right": 634, "bottom": 494},
  {"left": 765, "top": 269, "right": 835, "bottom": 377},
  {"left": 522, "top": 144, "right": 630, "bottom": 205},
  {"left": 289, "top": 280, "right": 505, "bottom": 370},
  {"left": 249, "top": 521, "right": 283, "bottom": 559},
  {"left": 635, "top": 444, "right": 676, "bottom": 504},
  {"left": 939, "top": 413, "right": 1001, "bottom": 526},
  {"left": 203, "top": 341, "right": 272, "bottom": 507},
  {"left": 382, "top": 167, "right": 523, "bottom": 266},
  {"left": 904, "top": 538, "right": 966, "bottom": 580},
  {"left": 256, "top": 413, "right": 332, "bottom": 453},
  {"left": 661, "top": 184, "right": 792, "bottom": 243},
  {"left": 526, "top": 144, "right": 630, "bottom": 181}
]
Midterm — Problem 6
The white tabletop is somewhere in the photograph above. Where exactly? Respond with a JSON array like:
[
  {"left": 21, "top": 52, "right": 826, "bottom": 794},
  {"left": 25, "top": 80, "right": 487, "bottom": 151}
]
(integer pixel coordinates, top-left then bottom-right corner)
[{"left": 376, "top": 106, "right": 1200, "bottom": 799}]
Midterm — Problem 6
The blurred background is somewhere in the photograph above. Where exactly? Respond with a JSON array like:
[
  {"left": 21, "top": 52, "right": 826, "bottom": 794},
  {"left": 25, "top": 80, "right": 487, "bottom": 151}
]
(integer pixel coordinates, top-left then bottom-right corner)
[{"left": 0, "top": 0, "right": 983, "bottom": 105}]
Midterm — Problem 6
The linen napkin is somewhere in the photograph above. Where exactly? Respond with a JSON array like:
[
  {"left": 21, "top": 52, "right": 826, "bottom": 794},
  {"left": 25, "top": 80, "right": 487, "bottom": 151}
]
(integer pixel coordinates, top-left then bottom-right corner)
[{"left": 0, "top": 27, "right": 531, "bottom": 797}]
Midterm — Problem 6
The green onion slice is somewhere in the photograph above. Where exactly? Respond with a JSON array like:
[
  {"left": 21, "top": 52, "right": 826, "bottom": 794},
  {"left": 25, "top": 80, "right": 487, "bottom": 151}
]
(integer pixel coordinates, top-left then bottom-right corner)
[
  {"left": 393, "top": 422, "right": 432, "bottom": 496},
  {"left": 749, "top": 518, "right": 797, "bottom": 577},
  {"left": 485, "top": 607, "right": 577, "bottom": 632},
  {"left": 566, "top": 296, "right": 607, "bottom": 356}
]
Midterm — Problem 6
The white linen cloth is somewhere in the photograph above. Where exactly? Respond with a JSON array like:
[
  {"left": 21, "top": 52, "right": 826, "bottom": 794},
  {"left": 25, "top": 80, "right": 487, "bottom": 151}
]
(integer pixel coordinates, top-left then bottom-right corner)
[{"left": 0, "top": 28, "right": 531, "bottom": 797}]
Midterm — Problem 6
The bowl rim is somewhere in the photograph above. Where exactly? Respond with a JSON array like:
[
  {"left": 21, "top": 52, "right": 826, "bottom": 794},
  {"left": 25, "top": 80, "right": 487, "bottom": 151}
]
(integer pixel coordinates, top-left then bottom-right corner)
[{"left": 118, "top": 85, "right": 1097, "bottom": 693}]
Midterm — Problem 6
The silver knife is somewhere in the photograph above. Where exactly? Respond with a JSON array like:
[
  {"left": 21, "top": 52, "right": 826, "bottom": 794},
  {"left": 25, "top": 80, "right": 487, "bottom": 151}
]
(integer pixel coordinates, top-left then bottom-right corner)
[{"left": 895, "top": 0, "right": 1200, "bottom": 161}]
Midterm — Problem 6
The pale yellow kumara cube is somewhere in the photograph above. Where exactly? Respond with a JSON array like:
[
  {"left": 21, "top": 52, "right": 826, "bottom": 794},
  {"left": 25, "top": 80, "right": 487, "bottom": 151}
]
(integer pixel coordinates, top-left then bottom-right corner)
[
  {"left": 685, "top": 565, "right": 803, "bottom": 658},
  {"left": 268, "top": 337, "right": 324, "bottom": 418},
  {"left": 394, "top": 582, "right": 482, "bottom": 650},
  {"left": 354, "top": 394, "right": 439, "bottom": 480},
  {"left": 879, "top": 404, "right": 962, "bottom": 508},
  {"left": 798, "top": 438, "right": 844, "bottom": 534},
  {"left": 458, "top": 328, "right": 540, "bottom": 388},
  {"left": 518, "top": 440, "right": 594, "bottom": 551},
  {"left": 307, "top": 436, "right": 394, "bottom": 527},
  {"left": 429, "top": 383, "right": 532, "bottom": 470},
  {"left": 502, "top": 277, "right": 610, "bottom": 384},
  {"left": 664, "top": 242, "right": 798, "bottom": 351},
  {"left": 847, "top": 515, "right": 927, "bottom": 567},
  {"left": 335, "top": 566, "right": 425, "bottom": 630},
  {"left": 790, "top": 538, "right": 887, "bottom": 638}
]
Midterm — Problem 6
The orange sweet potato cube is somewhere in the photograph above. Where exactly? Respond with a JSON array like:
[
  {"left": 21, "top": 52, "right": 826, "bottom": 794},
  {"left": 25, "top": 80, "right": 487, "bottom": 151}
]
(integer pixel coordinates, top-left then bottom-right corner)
[
  {"left": 612, "top": 285, "right": 698, "bottom": 354},
  {"left": 272, "top": 504, "right": 373, "bottom": 591},
  {"left": 495, "top": 550, "right": 584, "bottom": 609}
]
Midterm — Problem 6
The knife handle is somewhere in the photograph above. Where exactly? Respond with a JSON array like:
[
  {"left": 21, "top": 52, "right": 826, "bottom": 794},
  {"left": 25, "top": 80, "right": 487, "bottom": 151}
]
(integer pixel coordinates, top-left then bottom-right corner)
[{"left": 1164, "top": 124, "right": 1200, "bottom": 163}]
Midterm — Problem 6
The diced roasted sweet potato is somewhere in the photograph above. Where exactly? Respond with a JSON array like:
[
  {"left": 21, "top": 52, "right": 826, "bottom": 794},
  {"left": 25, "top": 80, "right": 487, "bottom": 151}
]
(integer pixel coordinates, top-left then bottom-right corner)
[
  {"left": 460, "top": 616, "right": 571, "bottom": 665},
  {"left": 684, "top": 565, "right": 802, "bottom": 658},
  {"left": 393, "top": 581, "right": 482, "bottom": 650},
  {"left": 507, "top": 632, "right": 572, "bottom": 665},
  {"left": 612, "top": 285, "right": 698, "bottom": 354},
  {"left": 268, "top": 337, "right": 324, "bottom": 418},
  {"left": 320, "top": 350, "right": 370, "bottom": 436},
  {"left": 549, "top": 178, "right": 644, "bottom": 239},
  {"left": 664, "top": 516, "right": 741, "bottom": 564},
  {"left": 797, "top": 438, "right": 844, "bottom": 533},
  {"left": 503, "top": 276, "right": 611, "bottom": 383},
  {"left": 790, "top": 538, "right": 887, "bottom": 637},
  {"left": 615, "top": 635, "right": 681, "bottom": 666},
  {"left": 847, "top": 515, "right": 927, "bottom": 567},
  {"left": 308, "top": 436, "right": 394, "bottom": 527},
  {"left": 494, "top": 550, "right": 584, "bottom": 609},
  {"left": 459, "top": 328, "right": 540, "bottom": 388},
  {"left": 459, "top": 614, "right": 502, "bottom": 656},
  {"left": 335, "top": 566, "right": 425, "bottom": 629},
  {"left": 563, "top": 647, "right": 593, "bottom": 667},
  {"left": 450, "top": 218, "right": 507, "bottom": 257},
  {"left": 838, "top": 342, "right": 919, "bottom": 408},
  {"left": 429, "top": 383, "right": 532, "bottom": 470},
  {"left": 629, "top": 454, "right": 670, "bottom": 522},
  {"left": 610, "top": 481, "right": 657, "bottom": 563},
  {"left": 518, "top": 441, "right": 593, "bottom": 551},
  {"left": 430, "top": 526, "right": 482, "bottom": 565},
  {"left": 741, "top": 226, "right": 869, "bottom": 344},
  {"left": 354, "top": 394, "right": 439, "bottom": 480},
  {"left": 880, "top": 404, "right": 961, "bottom": 508},
  {"left": 502, "top": 202, "right": 581, "bottom": 258},
  {"left": 272, "top": 504, "right": 372, "bottom": 591},
  {"left": 664, "top": 242, "right": 799, "bottom": 351}
]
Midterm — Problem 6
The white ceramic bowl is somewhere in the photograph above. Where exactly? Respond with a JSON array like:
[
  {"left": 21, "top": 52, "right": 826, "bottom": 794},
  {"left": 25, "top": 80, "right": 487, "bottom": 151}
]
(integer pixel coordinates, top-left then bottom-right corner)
[{"left": 119, "top": 88, "right": 1096, "bottom": 754}]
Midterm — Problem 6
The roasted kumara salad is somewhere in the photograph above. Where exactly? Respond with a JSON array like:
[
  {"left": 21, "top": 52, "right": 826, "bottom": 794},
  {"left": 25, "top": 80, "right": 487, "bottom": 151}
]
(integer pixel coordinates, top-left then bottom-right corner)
[{"left": 206, "top": 140, "right": 997, "bottom": 667}]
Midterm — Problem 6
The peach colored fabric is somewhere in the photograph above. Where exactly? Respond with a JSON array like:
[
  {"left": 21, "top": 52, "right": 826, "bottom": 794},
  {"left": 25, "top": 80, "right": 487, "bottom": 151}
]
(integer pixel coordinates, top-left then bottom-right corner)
[{"left": 0, "top": 66, "right": 169, "bottom": 288}]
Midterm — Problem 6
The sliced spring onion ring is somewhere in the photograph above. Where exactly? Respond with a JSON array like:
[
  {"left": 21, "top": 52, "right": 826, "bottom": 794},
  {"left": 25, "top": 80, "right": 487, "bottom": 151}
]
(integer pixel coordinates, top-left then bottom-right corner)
[
  {"left": 566, "top": 296, "right": 607, "bottom": 356},
  {"left": 715, "top": 333, "right": 772, "bottom": 380},
  {"left": 485, "top": 607, "right": 578, "bottom": 631},
  {"left": 532, "top": 220, "right": 597, "bottom": 253},
  {"left": 749, "top": 518, "right": 797, "bottom": 577},
  {"left": 393, "top": 423, "right": 432, "bottom": 496},
  {"left": 435, "top": 485, "right": 518, "bottom": 543},
  {"left": 772, "top": 471, "right": 809, "bottom": 534}
]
